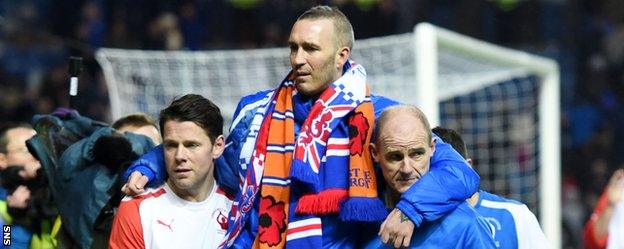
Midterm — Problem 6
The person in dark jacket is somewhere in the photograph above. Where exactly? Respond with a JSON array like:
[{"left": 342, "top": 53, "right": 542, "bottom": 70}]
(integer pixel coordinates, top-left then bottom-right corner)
[{"left": 26, "top": 109, "right": 155, "bottom": 248}]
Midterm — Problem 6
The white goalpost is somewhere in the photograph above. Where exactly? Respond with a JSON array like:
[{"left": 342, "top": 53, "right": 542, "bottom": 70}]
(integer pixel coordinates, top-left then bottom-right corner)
[
  {"left": 96, "top": 22, "right": 560, "bottom": 248},
  {"left": 413, "top": 23, "right": 560, "bottom": 249}
]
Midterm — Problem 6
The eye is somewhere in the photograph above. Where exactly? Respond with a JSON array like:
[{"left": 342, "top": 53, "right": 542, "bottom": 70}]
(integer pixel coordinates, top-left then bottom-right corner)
[
  {"left": 289, "top": 44, "right": 298, "bottom": 53},
  {"left": 408, "top": 149, "right": 426, "bottom": 159},
  {"left": 163, "top": 142, "right": 177, "bottom": 150},
  {"left": 304, "top": 45, "right": 319, "bottom": 52},
  {"left": 387, "top": 153, "right": 403, "bottom": 162},
  {"left": 185, "top": 142, "right": 200, "bottom": 149}
]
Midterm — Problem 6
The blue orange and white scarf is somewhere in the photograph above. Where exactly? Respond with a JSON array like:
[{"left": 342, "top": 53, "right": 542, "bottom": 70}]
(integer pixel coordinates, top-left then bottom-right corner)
[{"left": 222, "top": 61, "right": 387, "bottom": 248}]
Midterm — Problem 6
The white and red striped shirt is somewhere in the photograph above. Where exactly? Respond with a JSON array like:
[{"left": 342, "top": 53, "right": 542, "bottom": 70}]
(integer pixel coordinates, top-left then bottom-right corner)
[{"left": 109, "top": 182, "right": 233, "bottom": 249}]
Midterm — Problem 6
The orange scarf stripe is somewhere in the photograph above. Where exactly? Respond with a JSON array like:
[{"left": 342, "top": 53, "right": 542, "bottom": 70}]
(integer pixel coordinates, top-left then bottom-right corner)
[
  {"left": 254, "top": 84, "right": 295, "bottom": 249},
  {"left": 263, "top": 153, "right": 292, "bottom": 178},
  {"left": 347, "top": 101, "right": 379, "bottom": 198}
]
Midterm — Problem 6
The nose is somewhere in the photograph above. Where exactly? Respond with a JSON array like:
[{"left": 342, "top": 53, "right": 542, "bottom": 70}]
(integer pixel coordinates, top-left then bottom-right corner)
[
  {"left": 291, "top": 47, "right": 306, "bottom": 68},
  {"left": 399, "top": 158, "right": 421, "bottom": 177},
  {"left": 398, "top": 158, "right": 411, "bottom": 173},
  {"left": 174, "top": 145, "right": 188, "bottom": 162}
]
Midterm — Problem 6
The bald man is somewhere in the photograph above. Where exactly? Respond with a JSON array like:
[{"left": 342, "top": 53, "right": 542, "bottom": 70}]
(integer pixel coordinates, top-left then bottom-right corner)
[{"left": 366, "top": 106, "right": 496, "bottom": 248}]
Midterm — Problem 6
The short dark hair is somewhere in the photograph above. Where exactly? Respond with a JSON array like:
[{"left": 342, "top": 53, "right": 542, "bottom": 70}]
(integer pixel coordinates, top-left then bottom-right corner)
[
  {"left": 159, "top": 94, "right": 223, "bottom": 143},
  {"left": 112, "top": 113, "right": 158, "bottom": 131},
  {"left": 432, "top": 126, "right": 468, "bottom": 159},
  {"left": 297, "top": 5, "right": 354, "bottom": 50},
  {"left": 0, "top": 123, "right": 32, "bottom": 154}
]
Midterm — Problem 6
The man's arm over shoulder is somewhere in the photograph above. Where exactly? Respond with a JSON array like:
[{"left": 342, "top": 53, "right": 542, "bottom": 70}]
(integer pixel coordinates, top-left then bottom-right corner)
[
  {"left": 109, "top": 198, "right": 144, "bottom": 249},
  {"left": 123, "top": 145, "right": 166, "bottom": 188},
  {"left": 122, "top": 90, "right": 273, "bottom": 195},
  {"left": 396, "top": 137, "right": 479, "bottom": 226},
  {"left": 216, "top": 90, "right": 275, "bottom": 195}
]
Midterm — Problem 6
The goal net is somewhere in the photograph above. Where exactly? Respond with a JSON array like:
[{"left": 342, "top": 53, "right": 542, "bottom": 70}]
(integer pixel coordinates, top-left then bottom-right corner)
[{"left": 95, "top": 22, "right": 560, "bottom": 248}]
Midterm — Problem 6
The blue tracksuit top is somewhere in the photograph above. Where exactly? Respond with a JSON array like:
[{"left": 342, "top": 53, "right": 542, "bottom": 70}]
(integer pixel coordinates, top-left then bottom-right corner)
[{"left": 124, "top": 90, "right": 480, "bottom": 248}]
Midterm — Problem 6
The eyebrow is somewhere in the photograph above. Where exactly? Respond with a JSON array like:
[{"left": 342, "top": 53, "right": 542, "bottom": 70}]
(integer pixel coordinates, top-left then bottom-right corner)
[
  {"left": 409, "top": 148, "right": 426, "bottom": 153},
  {"left": 288, "top": 41, "right": 319, "bottom": 48},
  {"left": 163, "top": 139, "right": 201, "bottom": 144}
]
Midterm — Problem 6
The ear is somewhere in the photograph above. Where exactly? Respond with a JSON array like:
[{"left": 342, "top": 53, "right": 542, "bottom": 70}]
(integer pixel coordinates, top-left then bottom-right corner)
[
  {"left": 211, "top": 135, "right": 225, "bottom": 159},
  {"left": 430, "top": 137, "right": 436, "bottom": 154},
  {"left": 0, "top": 153, "right": 7, "bottom": 170},
  {"left": 369, "top": 142, "right": 379, "bottom": 163},
  {"left": 466, "top": 158, "right": 474, "bottom": 167},
  {"left": 335, "top": 46, "right": 350, "bottom": 69}
]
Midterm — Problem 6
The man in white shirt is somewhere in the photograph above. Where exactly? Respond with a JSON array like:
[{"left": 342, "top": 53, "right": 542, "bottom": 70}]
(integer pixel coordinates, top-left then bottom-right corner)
[{"left": 109, "top": 94, "right": 232, "bottom": 249}]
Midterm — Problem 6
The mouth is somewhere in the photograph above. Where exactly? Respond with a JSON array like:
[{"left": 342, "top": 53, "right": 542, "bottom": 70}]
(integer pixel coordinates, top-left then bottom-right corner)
[
  {"left": 294, "top": 71, "right": 311, "bottom": 81},
  {"left": 173, "top": 168, "right": 192, "bottom": 176},
  {"left": 396, "top": 177, "right": 417, "bottom": 183}
]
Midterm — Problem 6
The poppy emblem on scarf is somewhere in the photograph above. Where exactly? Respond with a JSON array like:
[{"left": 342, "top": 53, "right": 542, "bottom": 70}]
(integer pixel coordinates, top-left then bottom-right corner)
[
  {"left": 348, "top": 111, "right": 369, "bottom": 156},
  {"left": 258, "top": 195, "right": 287, "bottom": 246}
]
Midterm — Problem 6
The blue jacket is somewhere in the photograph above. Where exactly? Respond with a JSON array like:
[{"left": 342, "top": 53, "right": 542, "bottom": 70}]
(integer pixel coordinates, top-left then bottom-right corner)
[
  {"left": 125, "top": 91, "right": 479, "bottom": 248},
  {"left": 364, "top": 202, "right": 497, "bottom": 248}
]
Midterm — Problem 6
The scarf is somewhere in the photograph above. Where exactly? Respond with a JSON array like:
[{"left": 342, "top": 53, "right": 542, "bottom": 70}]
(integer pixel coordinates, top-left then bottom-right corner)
[{"left": 222, "top": 61, "right": 387, "bottom": 248}]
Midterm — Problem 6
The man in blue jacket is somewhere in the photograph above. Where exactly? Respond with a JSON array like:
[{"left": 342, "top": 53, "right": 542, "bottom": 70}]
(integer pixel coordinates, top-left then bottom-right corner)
[
  {"left": 432, "top": 126, "right": 550, "bottom": 248},
  {"left": 122, "top": 5, "right": 479, "bottom": 249},
  {"left": 366, "top": 105, "right": 496, "bottom": 248}
]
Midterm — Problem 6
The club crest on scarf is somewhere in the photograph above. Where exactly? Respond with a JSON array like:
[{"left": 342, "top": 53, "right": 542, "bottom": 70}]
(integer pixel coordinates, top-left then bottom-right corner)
[{"left": 294, "top": 105, "right": 340, "bottom": 174}]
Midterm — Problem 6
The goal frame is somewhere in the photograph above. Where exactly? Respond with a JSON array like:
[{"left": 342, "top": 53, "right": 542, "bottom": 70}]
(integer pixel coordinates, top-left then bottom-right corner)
[{"left": 414, "top": 23, "right": 561, "bottom": 249}]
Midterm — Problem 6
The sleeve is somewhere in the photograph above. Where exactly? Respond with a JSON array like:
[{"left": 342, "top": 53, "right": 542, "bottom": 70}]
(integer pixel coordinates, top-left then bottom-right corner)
[
  {"left": 123, "top": 145, "right": 166, "bottom": 188},
  {"left": 214, "top": 118, "right": 248, "bottom": 196},
  {"left": 395, "top": 136, "right": 479, "bottom": 227},
  {"left": 215, "top": 92, "right": 268, "bottom": 196},
  {"left": 607, "top": 198, "right": 624, "bottom": 249},
  {"left": 517, "top": 204, "right": 550, "bottom": 249},
  {"left": 109, "top": 200, "right": 144, "bottom": 249},
  {"left": 584, "top": 190, "right": 610, "bottom": 249}
]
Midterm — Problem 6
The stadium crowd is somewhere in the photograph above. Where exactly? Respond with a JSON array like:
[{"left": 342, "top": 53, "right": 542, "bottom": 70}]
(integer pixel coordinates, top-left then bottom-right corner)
[{"left": 1, "top": 0, "right": 624, "bottom": 248}]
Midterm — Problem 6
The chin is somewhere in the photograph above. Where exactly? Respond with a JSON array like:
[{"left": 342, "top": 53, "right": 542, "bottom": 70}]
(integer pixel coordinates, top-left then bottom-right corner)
[
  {"left": 295, "top": 83, "right": 311, "bottom": 94},
  {"left": 171, "top": 180, "right": 194, "bottom": 189},
  {"left": 397, "top": 182, "right": 415, "bottom": 193}
]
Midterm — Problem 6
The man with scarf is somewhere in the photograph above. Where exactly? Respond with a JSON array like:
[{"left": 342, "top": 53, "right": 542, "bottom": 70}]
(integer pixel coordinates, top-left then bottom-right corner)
[{"left": 123, "top": 5, "right": 479, "bottom": 249}]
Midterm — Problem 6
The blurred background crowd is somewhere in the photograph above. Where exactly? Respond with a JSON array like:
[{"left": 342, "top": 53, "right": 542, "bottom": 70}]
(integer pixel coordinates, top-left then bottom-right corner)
[{"left": 1, "top": 0, "right": 624, "bottom": 248}]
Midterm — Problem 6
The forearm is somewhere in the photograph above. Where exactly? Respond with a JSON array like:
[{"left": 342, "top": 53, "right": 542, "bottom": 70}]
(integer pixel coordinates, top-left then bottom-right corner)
[
  {"left": 594, "top": 205, "right": 614, "bottom": 239},
  {"left": 396, "top": 138, "right": 479, "bottom": 226},
  {"left": 396, "top": 163, "right": 478, "bottom": 226},
  {"left": 123, "top": 145, "right": 166, "bottom": 187}
]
